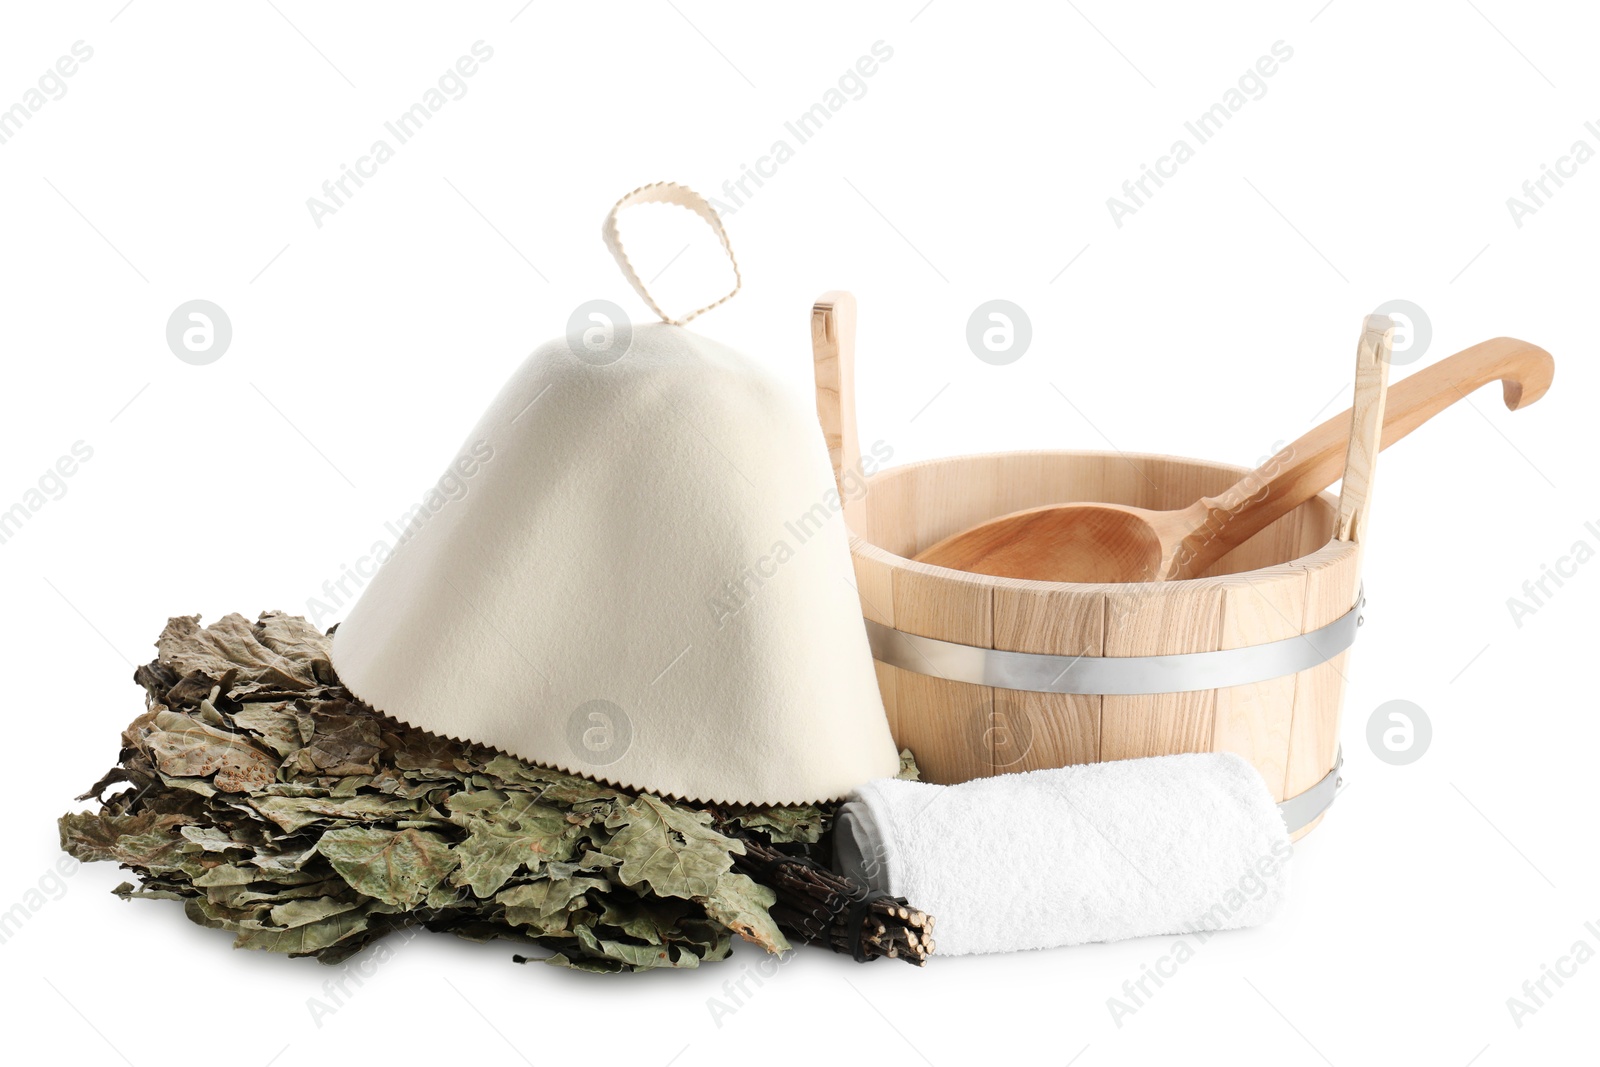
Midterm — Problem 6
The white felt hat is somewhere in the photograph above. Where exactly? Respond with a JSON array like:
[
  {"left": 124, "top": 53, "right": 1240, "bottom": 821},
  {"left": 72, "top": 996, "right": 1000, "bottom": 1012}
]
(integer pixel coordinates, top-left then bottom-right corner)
[{"left": 331, "top": 184, "right": 898, "bottom": 805}]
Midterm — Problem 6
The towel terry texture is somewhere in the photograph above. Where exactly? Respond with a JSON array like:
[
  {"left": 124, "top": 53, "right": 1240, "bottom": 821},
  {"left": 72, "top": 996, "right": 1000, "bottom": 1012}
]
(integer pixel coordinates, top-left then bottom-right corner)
[
  {"left": 834, "top": 752, "right": 1293, "bottom": 956},
  {"left": 331, "top": 323, "right": 899, "bottom": 806}
]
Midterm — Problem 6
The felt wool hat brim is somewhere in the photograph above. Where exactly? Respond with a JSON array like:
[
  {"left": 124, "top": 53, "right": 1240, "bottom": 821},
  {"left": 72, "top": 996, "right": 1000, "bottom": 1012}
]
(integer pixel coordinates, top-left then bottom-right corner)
[{"left": 330, "top": 324, "right": 900, "bottom": 805}]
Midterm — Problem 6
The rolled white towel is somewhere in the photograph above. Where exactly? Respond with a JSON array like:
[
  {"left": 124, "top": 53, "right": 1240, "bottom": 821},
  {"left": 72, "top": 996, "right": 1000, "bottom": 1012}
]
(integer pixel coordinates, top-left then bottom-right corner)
[{"left": 833, "top": 752, "right": 1293, "bottom": 956}]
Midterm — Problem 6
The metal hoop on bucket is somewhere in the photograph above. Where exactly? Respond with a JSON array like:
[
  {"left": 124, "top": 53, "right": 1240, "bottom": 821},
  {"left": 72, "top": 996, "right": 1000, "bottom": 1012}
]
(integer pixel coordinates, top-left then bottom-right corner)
[{"left": 864, "top": 588, "right": 1365, "bottom": 697}]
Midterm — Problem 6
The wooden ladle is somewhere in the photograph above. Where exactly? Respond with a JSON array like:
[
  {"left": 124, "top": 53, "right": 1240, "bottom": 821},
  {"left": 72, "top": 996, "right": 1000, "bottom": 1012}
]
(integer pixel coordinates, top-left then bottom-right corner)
[{"left": 914, "top": 333, "right": 1555, "bottom": 583}]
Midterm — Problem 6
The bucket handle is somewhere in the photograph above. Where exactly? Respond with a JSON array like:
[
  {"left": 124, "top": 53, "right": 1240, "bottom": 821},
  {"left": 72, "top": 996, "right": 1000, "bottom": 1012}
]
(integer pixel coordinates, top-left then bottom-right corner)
[
  {"left": 1335, "top": 315, "right": 1395, "bottom": 545},
  {"left": 812, "top": 292, "right": 866, "bottom": 532}
]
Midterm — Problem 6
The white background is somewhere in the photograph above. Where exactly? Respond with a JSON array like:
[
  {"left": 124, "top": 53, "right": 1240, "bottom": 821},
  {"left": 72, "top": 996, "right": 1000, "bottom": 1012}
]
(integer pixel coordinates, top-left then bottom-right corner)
[{"left": 1, "top": 2, "right": 1594, "bottom": 1065}]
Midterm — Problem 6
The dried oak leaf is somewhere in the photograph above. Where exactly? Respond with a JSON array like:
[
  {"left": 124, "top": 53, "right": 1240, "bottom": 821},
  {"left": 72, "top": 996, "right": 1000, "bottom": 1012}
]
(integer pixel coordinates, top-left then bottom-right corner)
[
  {"left": 447, "top": 792, "right": 583, "bottom": 897},
  {"left": 497, "top": 875, "right": 610, "bottom": 933},
  {"left": 697, "top": 872, "right": 789, "bottom": 954},
  {"left": 602, "top": 794, "right": 739, "bottom": 901},
  {"left": 250, "top": 794, "right": 434, "bottom": 834},
  {"left": 315, "top": 827, "right": 459, "bottom": 907},
  {"left": 156, "top": 614, "right": 319, "bottom": 691},
  {"left": 186, "top": 895, "right": 374, "bottom": 957},
  {"left": 145, "top": 710, "right": 279, "bottom": 793},
  {"left": 720, "top": 806, "right": 829, "bottom": 845},
  {"left": 253, "top": 612, "right": 334, "bottom": 679},
  {"left": 59, "top": 810, "right": 192, "bottom": 870},
  {"left": 560, "top": 921, "right": 728, "bottom": 972},
  {"left": 292, "top": 708, "right": 383, "bottom": 776},
  {"left": 229, "top": 705, "right": 304, "bottom": 758}
]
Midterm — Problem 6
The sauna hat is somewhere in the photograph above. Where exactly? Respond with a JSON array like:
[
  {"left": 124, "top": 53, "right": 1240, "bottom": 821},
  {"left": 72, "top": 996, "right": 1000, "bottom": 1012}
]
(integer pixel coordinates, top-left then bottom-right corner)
[{"left": 331, "top": 183, "right": 899, "bottom": 805}]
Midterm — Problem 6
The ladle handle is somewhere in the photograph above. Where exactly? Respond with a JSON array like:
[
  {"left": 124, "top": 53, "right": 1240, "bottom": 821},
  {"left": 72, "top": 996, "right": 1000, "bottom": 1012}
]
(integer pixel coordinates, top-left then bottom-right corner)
[{"left": 1178, "top": 335, "right": 1555, "bottom": 577}]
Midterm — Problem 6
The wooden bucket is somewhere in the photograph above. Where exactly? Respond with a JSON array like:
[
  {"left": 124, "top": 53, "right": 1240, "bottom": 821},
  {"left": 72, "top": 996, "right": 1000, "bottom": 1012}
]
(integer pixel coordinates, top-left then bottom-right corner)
[{"left": 813, "top": 294, "right": 1358, "bottom": 839}]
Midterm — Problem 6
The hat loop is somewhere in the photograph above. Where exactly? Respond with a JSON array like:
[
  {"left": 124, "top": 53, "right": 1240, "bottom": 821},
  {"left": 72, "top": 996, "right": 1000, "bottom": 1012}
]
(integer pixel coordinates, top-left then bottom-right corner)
[{"left": 601, "top": 182, "right": 742, "bottom": 326}]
